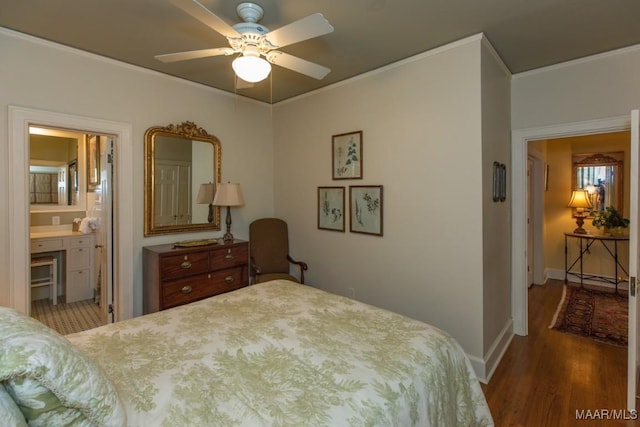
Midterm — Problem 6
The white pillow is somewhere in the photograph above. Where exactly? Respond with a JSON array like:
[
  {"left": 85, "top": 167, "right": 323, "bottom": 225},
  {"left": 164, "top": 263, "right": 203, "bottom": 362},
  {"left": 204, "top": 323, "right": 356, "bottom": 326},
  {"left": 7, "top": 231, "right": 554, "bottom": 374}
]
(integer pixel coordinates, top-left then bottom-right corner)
[
  {"left": 0, "top": 382, "right": 28, "bottom": 427},
  {"left": 0, "top": 307, "right": 126, "bottom": 427}
]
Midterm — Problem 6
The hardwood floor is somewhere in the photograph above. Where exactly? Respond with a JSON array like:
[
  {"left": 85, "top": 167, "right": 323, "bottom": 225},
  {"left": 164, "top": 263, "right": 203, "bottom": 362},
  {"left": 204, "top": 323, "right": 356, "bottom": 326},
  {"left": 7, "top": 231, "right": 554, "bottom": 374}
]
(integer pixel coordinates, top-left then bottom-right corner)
[{"left": 482, "top": 279, "right": 638, "bottom": 426}]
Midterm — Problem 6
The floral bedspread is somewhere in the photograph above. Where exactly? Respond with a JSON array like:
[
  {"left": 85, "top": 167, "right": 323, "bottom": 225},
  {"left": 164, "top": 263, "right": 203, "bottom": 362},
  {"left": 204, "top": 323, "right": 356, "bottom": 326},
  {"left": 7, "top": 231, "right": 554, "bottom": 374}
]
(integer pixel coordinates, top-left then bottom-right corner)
[{"left": 67, "top": 279, "right": 493, "bottom": 426}]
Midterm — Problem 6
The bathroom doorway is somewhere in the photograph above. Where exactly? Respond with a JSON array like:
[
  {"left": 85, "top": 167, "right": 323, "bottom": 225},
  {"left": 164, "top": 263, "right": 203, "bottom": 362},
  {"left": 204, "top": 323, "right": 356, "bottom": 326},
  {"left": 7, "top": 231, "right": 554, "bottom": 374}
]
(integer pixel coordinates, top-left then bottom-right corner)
[
  {"left": 28, "top": 126, "right": 114, "bottom": 334},
  {"left": 8, "top": 106, "right": 134, "bottom": 326}
]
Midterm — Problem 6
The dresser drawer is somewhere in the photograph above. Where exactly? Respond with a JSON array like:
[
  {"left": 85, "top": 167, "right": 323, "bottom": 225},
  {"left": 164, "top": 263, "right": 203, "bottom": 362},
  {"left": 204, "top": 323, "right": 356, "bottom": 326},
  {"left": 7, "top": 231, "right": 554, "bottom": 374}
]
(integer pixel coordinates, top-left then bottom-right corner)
[
  {"left": 208, "top": 266, "right": 246, "bottom": 292},
  {"left": 161, "top": 252, "right": 209, "bottom": 280},
  {"left": 68, "top": 247, "right": 91, "bottom": 270},
  {"left": 30, "top": 238, "right": 64, "bottom": 253},
  {"left": 210, "top": 245, "right": 248, "bottom": 269},
  {"left": 68, "top": 236, "right": 92, "bottom": 248},
  {"left": 162, "top": 273, "right": 211, "bottom": 309},
  {"left": 161, "top": 267, "right": 246, "bottom": 309}
]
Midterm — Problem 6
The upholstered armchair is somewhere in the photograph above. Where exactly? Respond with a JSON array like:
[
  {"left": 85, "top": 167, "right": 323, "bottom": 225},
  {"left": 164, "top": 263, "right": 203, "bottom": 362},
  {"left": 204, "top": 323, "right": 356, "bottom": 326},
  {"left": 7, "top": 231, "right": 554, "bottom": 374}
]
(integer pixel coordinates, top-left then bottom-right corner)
[{"left": 249, "top": 218, "right": 308, "bottom": 284}]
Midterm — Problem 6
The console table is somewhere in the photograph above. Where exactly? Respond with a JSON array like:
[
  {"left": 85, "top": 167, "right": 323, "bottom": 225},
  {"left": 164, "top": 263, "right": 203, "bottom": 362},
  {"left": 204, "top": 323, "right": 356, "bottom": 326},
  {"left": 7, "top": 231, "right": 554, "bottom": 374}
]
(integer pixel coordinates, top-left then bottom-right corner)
[{"left": 564, "top": 232, "right": 629, "bottom": 293}]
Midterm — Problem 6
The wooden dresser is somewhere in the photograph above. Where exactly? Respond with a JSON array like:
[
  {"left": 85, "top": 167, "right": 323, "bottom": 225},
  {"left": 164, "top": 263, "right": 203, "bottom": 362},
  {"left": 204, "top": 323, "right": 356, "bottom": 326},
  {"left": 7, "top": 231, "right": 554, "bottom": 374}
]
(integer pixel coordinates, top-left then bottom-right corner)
[{"left": 143, "top": 239, "right": 249, "bottom": 314}]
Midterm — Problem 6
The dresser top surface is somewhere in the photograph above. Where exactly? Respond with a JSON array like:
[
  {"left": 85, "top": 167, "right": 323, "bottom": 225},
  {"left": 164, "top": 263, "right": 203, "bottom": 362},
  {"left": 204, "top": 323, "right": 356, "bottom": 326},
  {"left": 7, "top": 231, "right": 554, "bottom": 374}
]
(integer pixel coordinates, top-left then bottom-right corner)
[{"left": 144, "top": 239, "right": 248, "bottom": 254}]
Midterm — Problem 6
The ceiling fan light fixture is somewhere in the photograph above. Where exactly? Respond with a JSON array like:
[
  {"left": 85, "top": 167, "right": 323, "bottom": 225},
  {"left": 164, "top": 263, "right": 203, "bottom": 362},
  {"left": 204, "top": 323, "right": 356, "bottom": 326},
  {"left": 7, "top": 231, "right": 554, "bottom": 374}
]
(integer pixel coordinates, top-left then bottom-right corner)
[{"left": 232, "top": 54, "right": 271, "bottom": 83}]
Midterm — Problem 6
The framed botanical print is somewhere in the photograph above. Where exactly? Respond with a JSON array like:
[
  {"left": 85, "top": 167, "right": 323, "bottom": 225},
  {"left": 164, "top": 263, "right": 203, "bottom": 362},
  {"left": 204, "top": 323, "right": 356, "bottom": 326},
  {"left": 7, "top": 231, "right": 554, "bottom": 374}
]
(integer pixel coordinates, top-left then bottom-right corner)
[
  {"left": 349, "top": 185, "right": 383, "bottom": 236},
  {"left": 318, "top": 186, "right": 345, "bottom": 231},
  {"left": 332, "top": 131, "right": 362, "bottom": 180}
]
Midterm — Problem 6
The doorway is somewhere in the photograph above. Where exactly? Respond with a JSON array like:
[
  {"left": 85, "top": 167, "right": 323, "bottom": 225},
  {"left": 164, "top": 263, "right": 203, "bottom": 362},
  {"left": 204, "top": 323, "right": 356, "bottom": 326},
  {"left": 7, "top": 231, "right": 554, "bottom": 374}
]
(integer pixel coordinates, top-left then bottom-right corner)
[
  {"left": 527, "top": 132, "right": 630, "bottom": 289},
  {"left": 512, "top": 115, "right": 631, "bottom": 335},
  {"left": 511, "top": 114, "right": 636, "bottom": 408},
  {"left": 28, "top": 126, "right": 114, "bottom": 333},
  {"left": 8, "top": 106, "right": 134, "bottom": 322}
]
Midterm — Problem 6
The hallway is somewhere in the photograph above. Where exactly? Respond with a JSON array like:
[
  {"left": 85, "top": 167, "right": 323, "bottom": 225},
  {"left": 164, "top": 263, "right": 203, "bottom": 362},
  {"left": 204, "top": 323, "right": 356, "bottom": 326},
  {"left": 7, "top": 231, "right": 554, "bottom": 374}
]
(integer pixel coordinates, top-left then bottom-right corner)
[{"left": 482, "top": 280, "right": 634, "bottom": 426}]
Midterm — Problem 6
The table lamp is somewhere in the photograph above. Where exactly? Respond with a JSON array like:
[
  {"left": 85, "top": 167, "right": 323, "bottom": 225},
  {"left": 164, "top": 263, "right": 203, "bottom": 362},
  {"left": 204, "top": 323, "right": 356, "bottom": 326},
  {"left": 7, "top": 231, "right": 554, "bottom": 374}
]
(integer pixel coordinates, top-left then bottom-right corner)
[
  {"left": 196, "top": 183, "right": 216, "bottom": 223},
  {"left": 567, "top": 189, "right": 593, "bottom": 234},
  {"left": 213, "top": 182, "right": 244, "bottom": 242}
]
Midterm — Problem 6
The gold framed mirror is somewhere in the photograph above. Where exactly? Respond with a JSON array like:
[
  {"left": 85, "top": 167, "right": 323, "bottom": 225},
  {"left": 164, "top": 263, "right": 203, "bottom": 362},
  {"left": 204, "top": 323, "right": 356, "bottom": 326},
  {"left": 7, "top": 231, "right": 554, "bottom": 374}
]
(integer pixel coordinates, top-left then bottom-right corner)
[
  {"left": 572, "top": 151, "right": 624, "bottom": 214},
  {"left": 144, "top": 121, "right": 222, "bottom": 236}
]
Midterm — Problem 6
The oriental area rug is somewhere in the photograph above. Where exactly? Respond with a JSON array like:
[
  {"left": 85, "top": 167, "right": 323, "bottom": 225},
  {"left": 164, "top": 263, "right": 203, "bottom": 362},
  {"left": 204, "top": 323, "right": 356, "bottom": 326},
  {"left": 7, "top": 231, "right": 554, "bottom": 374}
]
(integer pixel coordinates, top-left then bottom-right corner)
[{"left": 550, "top": 285, "right": 628, "bottom": 347}]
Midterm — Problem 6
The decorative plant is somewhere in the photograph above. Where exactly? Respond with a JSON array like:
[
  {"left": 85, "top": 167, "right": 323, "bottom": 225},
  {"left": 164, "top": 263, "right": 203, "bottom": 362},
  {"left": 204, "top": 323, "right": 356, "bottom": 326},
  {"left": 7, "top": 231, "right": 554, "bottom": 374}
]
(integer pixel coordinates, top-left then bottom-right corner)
[{"left": 591, "top": 206, "right": 630, "bottom": 229}]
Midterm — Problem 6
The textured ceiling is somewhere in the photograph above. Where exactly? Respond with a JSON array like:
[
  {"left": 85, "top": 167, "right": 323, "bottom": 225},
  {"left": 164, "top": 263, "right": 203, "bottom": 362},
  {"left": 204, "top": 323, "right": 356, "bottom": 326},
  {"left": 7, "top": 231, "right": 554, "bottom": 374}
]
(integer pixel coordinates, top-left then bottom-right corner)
[{"left": 1, "top": 0, "right": 639, "bottom": 103}]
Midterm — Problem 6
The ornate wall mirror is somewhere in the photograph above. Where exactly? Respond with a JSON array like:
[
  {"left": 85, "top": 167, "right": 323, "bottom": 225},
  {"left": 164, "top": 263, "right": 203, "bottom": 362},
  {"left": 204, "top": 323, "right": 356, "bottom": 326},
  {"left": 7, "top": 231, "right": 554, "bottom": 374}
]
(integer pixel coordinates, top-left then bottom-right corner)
[
  {"left": 144, "top": 121, "right": 221, "bottom": 236},
  {"left": 572, "top": 151, "right": 624, "bottom": 214}
]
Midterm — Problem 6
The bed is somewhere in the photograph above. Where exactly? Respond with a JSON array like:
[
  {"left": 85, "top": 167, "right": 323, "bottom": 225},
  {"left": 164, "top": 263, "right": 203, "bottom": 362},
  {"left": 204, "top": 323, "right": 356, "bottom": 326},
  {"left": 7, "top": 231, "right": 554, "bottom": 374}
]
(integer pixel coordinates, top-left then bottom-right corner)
[{"left": 0, "top": 279, "right": 494, "bottom": 426}]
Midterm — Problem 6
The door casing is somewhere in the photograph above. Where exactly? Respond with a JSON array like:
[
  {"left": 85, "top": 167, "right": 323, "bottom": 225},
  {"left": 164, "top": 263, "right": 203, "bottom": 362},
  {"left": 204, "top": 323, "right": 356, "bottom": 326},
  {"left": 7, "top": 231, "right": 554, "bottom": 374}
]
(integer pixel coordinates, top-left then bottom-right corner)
[{"left": 9, "top": 106, "right": 134, "bottom": 321}]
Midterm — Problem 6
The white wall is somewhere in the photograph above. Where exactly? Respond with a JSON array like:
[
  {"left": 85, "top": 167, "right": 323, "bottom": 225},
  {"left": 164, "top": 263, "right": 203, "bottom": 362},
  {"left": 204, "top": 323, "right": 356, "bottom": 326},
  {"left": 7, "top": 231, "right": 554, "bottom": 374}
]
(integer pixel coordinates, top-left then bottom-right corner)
[
  {"left": 0, "top": 28, "right": 274, "bottom": 316},
  {"left": 512, "top": 45, "right": 640, "bottom": 130},
  {"left": 272, "top": 36, "right": 489, "bottom": 363},
  {"left": 480, "top": 40, "right": 512, "bottom": 373}
]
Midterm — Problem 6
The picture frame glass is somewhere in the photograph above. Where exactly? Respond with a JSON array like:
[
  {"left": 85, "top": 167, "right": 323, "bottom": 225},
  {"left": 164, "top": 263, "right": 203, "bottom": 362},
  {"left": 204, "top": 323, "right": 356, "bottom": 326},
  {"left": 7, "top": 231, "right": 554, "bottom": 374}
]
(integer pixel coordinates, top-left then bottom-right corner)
[
  {"left": 318, "top": 187, "right": 345, "bottom": 231},
  {"left": 350, "top": 185, "right": 383, "bottom": 236},
  {"left": 332, "top": 131, "right": 362, "bottom": 179}
]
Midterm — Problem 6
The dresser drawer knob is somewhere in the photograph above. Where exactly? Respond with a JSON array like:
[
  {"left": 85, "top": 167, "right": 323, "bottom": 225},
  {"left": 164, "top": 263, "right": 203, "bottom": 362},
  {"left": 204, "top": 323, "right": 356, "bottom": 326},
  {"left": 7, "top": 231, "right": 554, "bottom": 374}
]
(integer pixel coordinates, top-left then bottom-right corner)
[
  {"left": 225, "top": 254, "right": 234, "bottom": 260},
  {"left": 181, "top": 285, "right": 193, "bottom": 294},
  {"left": 180, "top": 261, "right": 192, "bottom": 269},
  {"left": 225, "top": 276, "right": 234, "bottom": 284}
]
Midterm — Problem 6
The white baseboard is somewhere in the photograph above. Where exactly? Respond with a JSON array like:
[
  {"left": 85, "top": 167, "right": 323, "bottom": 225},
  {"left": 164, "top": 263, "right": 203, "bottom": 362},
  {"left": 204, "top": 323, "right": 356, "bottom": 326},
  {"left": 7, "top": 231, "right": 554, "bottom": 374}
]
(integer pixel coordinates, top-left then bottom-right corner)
[
  {"left": 546, "top": 268, "right": 628, "bottom": 291},
  {"left": 468, "top": 318, "right": 514, "bottom": 384}
]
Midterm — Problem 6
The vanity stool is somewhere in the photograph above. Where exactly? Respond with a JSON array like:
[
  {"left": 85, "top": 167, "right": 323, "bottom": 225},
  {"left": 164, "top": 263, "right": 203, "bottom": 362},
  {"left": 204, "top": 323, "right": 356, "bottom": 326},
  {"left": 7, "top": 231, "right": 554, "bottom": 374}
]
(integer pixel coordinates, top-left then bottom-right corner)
[{"left": 31, "top": 256, "right": 57, "bottom": 305}]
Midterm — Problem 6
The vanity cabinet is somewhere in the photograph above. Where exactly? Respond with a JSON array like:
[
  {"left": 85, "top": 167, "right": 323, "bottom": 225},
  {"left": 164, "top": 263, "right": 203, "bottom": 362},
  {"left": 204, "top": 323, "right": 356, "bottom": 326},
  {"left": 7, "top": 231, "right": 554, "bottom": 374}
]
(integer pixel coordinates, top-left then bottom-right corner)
[
  {"left": 30, "top": 232, "right": 95, "bottom": 304},
  {"left": 143, "top": 240, "right": 249, "bottom": 314},
  {"left": 66, "top": 235, "right": 94, "bottom": 303}
]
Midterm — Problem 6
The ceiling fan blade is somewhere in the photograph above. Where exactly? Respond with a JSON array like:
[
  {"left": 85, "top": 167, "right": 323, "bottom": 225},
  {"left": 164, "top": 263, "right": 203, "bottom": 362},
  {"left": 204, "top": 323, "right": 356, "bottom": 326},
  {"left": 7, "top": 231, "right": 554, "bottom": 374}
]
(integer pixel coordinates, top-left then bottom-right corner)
[
  {"left": 155, "top": 47, "right": 234, "bottom": 63},
  {"left": 264, "top": 13, "right": 333, "bottom": 48},
  {"left": 266, "top": 51, "right": 331, "bottom": 80},
  {"left": 170, "top": 0, "right": 240, "bottom": 39}
]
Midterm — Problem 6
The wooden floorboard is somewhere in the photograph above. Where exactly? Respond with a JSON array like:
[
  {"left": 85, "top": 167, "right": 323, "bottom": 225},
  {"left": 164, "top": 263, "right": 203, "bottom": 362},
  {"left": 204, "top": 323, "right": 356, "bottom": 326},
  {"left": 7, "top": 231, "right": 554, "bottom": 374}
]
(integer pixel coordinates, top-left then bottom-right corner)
[{"left": 482, "top": 279, "right": 638, "bottom": 426}]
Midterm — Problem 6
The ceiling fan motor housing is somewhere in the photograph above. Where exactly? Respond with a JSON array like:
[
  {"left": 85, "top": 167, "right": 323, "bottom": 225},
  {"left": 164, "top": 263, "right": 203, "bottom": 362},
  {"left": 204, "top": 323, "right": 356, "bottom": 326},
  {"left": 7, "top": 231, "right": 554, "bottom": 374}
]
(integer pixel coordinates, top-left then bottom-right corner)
[{"left": 230, "top": 22, "right": 272, "bottom": 52}]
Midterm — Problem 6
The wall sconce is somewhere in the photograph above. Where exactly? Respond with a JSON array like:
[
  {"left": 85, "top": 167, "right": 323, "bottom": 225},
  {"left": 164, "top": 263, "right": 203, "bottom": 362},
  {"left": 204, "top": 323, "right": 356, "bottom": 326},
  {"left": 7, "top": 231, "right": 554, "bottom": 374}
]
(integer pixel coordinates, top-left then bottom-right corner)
[
  {"left": 196, "top": 183, "right": 216, "bottom": 223},
  {"left": 213, "top": 182, "right": 245, "bottom": 242},
  {"left": 567, "top": 189, "right": 593, "bottom": 234}
]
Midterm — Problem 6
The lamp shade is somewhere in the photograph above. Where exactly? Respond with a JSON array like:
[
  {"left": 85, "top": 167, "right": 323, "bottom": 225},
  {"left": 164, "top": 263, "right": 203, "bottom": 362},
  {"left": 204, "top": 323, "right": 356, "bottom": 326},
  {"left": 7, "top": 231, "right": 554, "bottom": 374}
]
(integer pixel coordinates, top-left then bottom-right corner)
[
  {"left": 567, "top": 189, "right": 593, "bottom": 211},
  {"left": 232, "top": 55, "right": 271, "bottom": 83},
  {"left": 213, "top": 182, "right": 244, "bottom": 207},
  {"left": 196, "top": 183, "right": 215, "bottom": 204}
]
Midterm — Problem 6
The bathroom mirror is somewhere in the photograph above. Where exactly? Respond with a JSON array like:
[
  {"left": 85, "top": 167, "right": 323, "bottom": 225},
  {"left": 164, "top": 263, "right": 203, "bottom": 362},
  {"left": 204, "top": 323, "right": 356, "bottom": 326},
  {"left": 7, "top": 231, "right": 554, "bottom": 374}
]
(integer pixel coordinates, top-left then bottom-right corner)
[
  {"left": 572, "top": 152, "right": 624, "bottom": 214},
  {"left": 144, "top": 121, "right": 222, "bottom": 236},
  {"left": 29, "top": 127, "right": 87, "bottom": 213}
]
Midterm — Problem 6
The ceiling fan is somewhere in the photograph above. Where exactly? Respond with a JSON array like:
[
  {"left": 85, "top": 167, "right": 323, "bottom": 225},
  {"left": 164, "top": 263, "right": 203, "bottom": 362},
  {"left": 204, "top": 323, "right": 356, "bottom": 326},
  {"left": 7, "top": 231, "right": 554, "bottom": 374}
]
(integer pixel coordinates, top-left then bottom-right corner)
[{"left": 156, "top": 0, "right": 334, "bottom": 85}]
